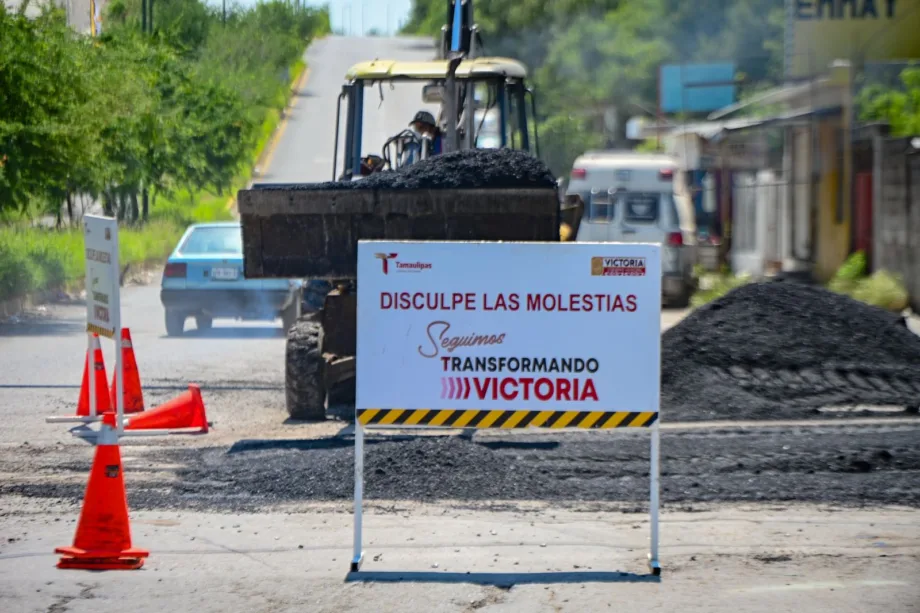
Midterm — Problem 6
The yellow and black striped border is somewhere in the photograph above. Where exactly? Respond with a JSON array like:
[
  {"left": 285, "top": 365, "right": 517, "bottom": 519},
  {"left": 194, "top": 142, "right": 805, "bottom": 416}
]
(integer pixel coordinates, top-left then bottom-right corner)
[
  {"left": 86, "top": 323, "right": 115, "bottom": 339},
  {"left": 357, "top": 409, "right": 658, "bottom": 429}
]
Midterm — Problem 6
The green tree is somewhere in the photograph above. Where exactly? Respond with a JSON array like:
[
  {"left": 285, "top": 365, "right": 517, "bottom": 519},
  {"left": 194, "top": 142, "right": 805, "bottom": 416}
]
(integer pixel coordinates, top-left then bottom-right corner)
[
  {"left": 859, "top": 65, "right": 920, "bottom": 136},
  {"left": 401, "top": 0, "right": 786, "bottom": 175},
  {"left": 0, "top": 7, "right": 100, "bottom": 216}
]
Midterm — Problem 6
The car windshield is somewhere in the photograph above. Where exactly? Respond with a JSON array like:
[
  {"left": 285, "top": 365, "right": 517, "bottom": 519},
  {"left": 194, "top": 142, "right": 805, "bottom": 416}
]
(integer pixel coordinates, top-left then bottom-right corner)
[{"left": 179, "top": 226, "right": 242, "bottom": 255}]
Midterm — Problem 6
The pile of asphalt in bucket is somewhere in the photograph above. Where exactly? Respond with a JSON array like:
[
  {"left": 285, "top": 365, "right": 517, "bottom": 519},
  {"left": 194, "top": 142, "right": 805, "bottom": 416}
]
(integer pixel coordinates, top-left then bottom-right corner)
[
  {"left": 266, "top": 148, "right": 558, "bottom": 190},
  {"left": 662, "top": 280, "right": 920, "bottom": 421}
]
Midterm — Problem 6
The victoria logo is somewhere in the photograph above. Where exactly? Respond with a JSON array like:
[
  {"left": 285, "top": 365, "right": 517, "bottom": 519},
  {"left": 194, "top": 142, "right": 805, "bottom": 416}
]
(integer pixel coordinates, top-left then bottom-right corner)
[{"left": 375, "top": 253, "right": 398, "bottom": 275}]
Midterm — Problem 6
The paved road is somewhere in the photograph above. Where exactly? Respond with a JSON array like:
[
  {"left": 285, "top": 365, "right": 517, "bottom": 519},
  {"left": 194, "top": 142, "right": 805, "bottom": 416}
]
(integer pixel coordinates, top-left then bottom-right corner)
[
  {"left": 1, "top": 505, "right": 917, "bottom": 613},
  {"left": 259, "top": 35, "right": 441, "bottom": 183}
]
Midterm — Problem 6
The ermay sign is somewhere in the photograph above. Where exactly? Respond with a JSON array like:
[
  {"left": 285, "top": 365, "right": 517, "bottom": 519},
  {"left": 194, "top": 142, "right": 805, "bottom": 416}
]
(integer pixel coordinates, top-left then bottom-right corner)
[
  {"left": 789, "top": 0, "right": 920, "bottom": 78},
  {"left": 356, "top": 241, "right": 662, "bottom": 417},
  {"left": 84, "top": 215, "right": 121, "bottom": 339}
]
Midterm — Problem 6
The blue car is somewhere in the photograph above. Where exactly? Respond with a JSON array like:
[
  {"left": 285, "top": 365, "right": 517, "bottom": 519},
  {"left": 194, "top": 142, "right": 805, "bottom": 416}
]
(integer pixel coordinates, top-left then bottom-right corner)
[{"left": 160, "top": 222, "right": 303, "bottom": 336}]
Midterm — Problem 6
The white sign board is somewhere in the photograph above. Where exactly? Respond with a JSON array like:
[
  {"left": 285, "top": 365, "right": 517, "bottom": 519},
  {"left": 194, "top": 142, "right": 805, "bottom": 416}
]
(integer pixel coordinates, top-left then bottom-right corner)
[
  {"left": 356, "top": 241, "right": 661, "bottom": 416},
  {"left": 84, "top": 215, "right": 121, "bottom": 339},
  {"left": 350, "top": 240, "right": 663, "bottom": 577}
]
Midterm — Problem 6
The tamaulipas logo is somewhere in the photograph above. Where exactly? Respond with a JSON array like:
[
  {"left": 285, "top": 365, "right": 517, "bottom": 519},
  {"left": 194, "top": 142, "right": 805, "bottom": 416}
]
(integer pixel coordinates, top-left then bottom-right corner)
[
  {"left": 375, "top": 253, "right": 398, "bottom": 275},
  {"left": 375, "top": 252, "right": 432, "bottom": 275}
]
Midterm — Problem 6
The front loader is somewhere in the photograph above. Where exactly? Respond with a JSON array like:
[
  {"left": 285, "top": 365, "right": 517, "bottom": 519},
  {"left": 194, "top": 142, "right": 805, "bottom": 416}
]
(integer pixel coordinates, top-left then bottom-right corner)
[{"left": 237, "top": 1, "right": 584, "bottom": 420}]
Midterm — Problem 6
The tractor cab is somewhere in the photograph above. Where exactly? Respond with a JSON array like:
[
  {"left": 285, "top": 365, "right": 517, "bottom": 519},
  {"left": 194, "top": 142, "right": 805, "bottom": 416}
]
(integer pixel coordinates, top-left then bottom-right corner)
[{"left": 332, "top": 57, "right": 541, "bottom": 181}]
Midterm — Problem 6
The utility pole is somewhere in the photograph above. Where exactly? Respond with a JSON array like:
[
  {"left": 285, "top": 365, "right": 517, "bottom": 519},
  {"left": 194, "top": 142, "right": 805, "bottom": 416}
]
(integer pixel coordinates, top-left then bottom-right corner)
[{"left": 141, "top": 0, "right": 147, "bottom": 33}]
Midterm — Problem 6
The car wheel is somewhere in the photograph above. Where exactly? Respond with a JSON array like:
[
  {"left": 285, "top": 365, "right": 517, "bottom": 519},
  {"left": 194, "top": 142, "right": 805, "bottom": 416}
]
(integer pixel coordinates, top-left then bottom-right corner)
[
  {"left": 165, "top": 310, "right": 186, "bottom": 337},
  {"left": 195, "top": 314, "right": 213, "bottom": 331}
]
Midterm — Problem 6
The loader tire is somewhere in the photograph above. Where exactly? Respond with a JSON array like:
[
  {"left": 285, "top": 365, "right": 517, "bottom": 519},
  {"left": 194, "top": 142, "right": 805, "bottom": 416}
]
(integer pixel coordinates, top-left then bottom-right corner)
[
  {"left": 326, "top": 378, "right": 357, "bottom": 422},
  {"left": 285, "top": 315, "right": 327, "bottom": 421}
]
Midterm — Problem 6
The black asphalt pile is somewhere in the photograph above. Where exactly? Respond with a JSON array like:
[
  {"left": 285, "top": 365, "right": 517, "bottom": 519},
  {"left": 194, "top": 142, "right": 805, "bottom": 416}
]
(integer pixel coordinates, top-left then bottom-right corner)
[
  {"left": 258, "top": 148, "right": 557, "bottom": 190},
  {"left": 662, "top": 280, "right": 920, "bottom": 421}
]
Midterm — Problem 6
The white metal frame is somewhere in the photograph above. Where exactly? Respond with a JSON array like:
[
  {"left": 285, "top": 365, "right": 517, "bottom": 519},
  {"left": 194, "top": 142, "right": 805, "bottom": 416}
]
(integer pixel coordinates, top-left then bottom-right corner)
[{"left": 351, "top": 420, "right": 661, "bottom": 575}]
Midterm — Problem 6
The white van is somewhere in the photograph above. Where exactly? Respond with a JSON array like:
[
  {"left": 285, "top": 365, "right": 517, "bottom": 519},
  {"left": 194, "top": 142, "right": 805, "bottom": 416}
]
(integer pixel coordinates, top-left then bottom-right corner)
[{"left": 566, "top": 151, "right": 697, "bottom": 307}]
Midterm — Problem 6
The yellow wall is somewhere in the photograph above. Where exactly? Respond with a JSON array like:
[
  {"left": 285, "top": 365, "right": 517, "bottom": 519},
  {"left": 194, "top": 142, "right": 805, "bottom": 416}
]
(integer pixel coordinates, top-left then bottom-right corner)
[
  {"left": 791, "top": 0, "right": 920, "bottom": 78},
  {"left": 814, "top": 121, "right": 851, "bottom": 281}
]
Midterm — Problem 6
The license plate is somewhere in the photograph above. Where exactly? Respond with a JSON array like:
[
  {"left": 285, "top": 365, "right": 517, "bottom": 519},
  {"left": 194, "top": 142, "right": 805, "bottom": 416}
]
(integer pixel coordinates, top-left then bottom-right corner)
[{"left": 211, "top": 266, "right": 239, "bottom": 280}]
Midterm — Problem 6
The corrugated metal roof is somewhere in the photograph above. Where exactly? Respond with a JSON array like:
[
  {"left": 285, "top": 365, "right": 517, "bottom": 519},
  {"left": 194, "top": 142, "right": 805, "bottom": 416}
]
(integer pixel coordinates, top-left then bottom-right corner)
[{"left": 667, "top": 106, "right": 843, "bottom": 141}]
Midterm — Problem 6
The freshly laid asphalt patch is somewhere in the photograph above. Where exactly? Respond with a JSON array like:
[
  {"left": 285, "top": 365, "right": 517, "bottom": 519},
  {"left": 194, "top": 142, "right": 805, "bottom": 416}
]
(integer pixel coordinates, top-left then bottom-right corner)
[
  {"left": 662, "top": 280, "right": 920, "bottom": 421},
  {"left": 5, "top": 424, "right": 918, "bottom": 512}
]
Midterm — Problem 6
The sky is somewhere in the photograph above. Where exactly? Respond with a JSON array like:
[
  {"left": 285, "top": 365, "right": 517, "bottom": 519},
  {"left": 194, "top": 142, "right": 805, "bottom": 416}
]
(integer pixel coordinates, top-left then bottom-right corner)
[{"left": 212, "top": 0, "right": 415, "bottom": 36}]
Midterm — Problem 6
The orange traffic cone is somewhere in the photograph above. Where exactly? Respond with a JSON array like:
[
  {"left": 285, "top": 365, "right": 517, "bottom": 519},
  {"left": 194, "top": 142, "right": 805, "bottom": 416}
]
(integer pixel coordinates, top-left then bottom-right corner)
[
  {"left": 76, "top": 334, "right": 113, "bottom": 417},
  {"left": 56, "top": 413, "right": 149, "bottom": 570},
  {"left": 109, "top": 328, "right": 144, "bottom": 414},
  {"left": 124, "top": 384, "right": 208, "bottom": 433}
]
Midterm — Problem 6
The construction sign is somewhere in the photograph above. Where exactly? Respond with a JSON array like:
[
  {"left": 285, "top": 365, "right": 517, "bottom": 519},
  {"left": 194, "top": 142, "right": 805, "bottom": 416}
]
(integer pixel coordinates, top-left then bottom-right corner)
[
  {"left": 356, "top": 240, "right": 662, "bottom": 423},
  {"left": 84, "top": 215, "right": 120, "bottom": 339},
  {"left": 351, "top": 240, "right": 663, "bottom": 576}
]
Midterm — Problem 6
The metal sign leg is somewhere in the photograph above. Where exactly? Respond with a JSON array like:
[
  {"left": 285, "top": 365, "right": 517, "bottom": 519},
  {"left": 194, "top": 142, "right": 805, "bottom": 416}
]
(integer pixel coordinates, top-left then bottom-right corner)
[
  {"left": 351, "top": 420, "right": 365, "bottom": 572},
  {"left": 87, "top": 333, "right": 96, "bottom": 418},
  {"left": 115, "top": 330, "right": 124, "bottom": 437},
  {"left": 648, "top": 423, "right": 661, "bottom": 576}
]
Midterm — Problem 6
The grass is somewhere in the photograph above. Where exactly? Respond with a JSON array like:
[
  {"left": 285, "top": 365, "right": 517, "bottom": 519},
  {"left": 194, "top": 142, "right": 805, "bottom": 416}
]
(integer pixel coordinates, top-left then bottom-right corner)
[
  {"left": 0, "top": 221, "right": 182, "bottom": 301},
  {"left": 0, "top": 58, "right": 308, "bottom": 304}
]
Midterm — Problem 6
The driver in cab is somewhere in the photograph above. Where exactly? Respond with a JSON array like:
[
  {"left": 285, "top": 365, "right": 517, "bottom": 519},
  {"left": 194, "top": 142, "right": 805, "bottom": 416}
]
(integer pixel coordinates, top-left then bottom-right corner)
[{"left": 399, "top": 110, "right": 443, "bottom": 166}]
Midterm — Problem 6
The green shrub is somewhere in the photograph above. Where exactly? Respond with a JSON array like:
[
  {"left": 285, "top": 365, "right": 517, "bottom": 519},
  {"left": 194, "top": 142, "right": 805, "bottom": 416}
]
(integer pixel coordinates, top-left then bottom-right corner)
[
  {"left": 690, "top": 270, "right": 752, "bottom": 308},
  {"left": 852, "top": 270, "right": 910, "bottom": 312},
  {"left": 827, "top": 250, "right": 910, "bottom": 312},
  {"left": 828, "top": 250, "right": 867, "bottom": 295}
]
